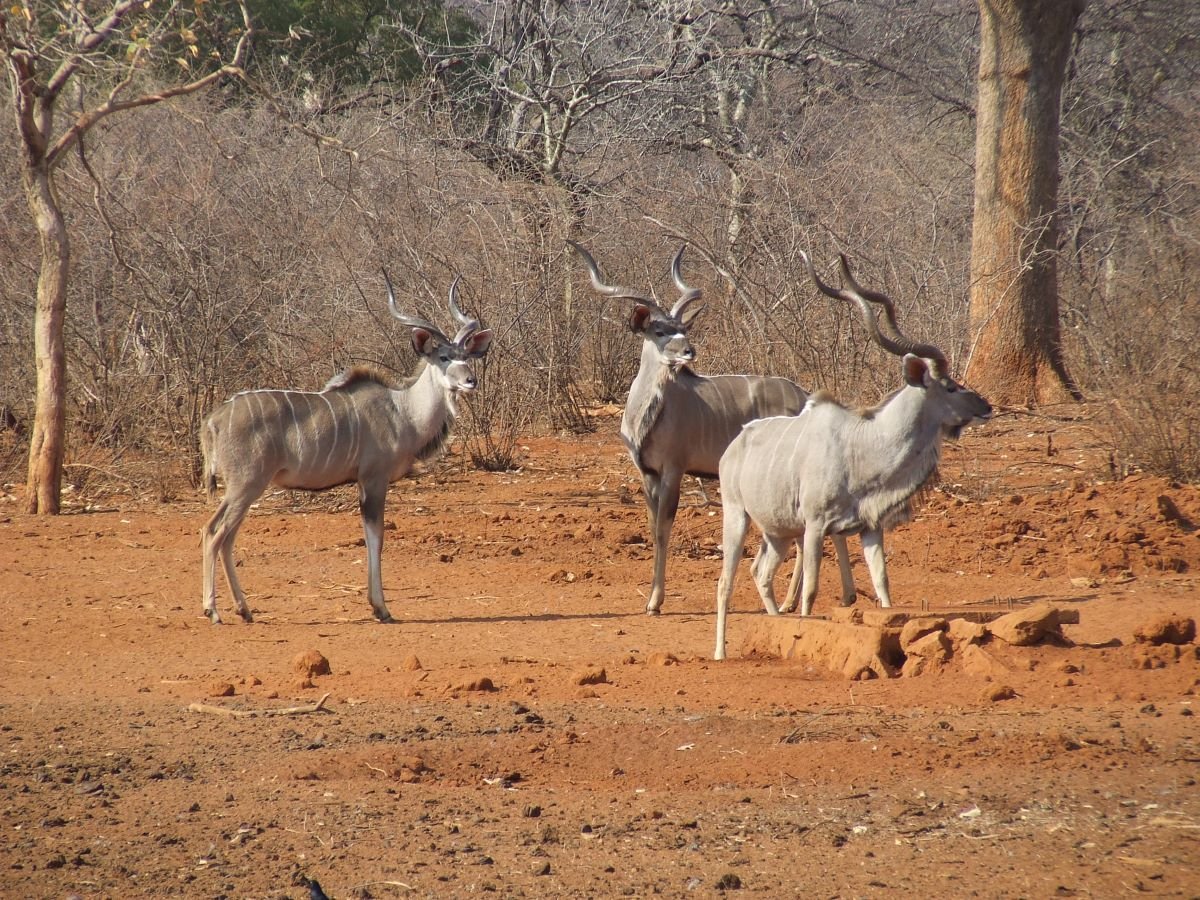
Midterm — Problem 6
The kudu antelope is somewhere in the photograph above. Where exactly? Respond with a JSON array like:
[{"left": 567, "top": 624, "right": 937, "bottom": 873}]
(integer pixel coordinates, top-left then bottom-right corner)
[
  {"left": 569, "top": 241, "right": 854, "bottom": 615},
  {"left": 714, "top": 252, "right": 993, "bottom": 660},
  {"left": 200, "top": 274, "right": 493, "bottom": 624}
]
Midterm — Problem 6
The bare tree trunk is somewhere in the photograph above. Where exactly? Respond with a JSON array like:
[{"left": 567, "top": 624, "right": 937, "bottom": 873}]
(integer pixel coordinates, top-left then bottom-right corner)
[
  {"left": 968, "top": 0, "right": 1085, "bottom": 406},
  {"left": 24, "top": 170, "right": 69, "bottom": 514}
]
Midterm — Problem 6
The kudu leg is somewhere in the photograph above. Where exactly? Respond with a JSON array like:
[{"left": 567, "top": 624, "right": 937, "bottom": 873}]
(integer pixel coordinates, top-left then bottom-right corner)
[
  {"left": 780, "top": 533, "right": 856, "bottom": 613},
  {"left": 750, "top": 533, "right": 788, "bottom": 616},
  {"left": 778, "top": 539, "right": 804, "bottom": 614},
  {"left": 831, "top": 535, "right": 856, "bottom": 606},
  {"left": 714, "top": 508, "right": 750, "bottom": 661},
  {"left": 201, "top": 501, "right": 228, "bottom": 624},
  {"left": 645, "top": 469, "right": 683, "bottom": 615},
  {"left": 798, "top": 527, "right": 825, "bottom": 617},
  {"left": 860, "top": 529, "right": 893, "bottom": 609},
  {"left": 359, "top": 480, "right": 394, "bottom": 623},
  {"left": 205, "top": 489, "right": 258, "bottom": 624}
]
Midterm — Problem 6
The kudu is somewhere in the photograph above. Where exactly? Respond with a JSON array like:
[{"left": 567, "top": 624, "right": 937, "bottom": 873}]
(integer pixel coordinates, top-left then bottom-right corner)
[
  {"left": 569, "top": 241, "right": 855, "bottom": 615},
  {"left": 200, "top": 274, "right": 493, "bottom": 624},
  {"left": 714, "top": 252, "right": 993, "bottom": 660}
]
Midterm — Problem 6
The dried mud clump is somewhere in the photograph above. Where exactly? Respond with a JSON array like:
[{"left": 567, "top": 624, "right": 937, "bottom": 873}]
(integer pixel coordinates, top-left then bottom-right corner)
[
  {"left": 1133, "top": 615, "right": 1197, "bottom": 646},
  {"left": 292, "top": 649, "right": 331, "bottom": 678}
]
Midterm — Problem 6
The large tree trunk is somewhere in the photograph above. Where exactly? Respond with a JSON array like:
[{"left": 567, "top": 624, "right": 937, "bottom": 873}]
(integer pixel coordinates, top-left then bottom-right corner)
[
  {"left": 968, "top": 0, "right": 1086, "bottom": 406},
  {"left": 24, "top": 169, "right": 70, "bottom": 515}
]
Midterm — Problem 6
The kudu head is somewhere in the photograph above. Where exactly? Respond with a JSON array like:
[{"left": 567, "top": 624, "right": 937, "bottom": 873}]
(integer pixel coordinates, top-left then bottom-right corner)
[
  {"left": 800, "top": 250, "right": 993, "bottom": 437},
  {"left": 383, "top": 270, "right": 493, "bottom": 394},
  {"left": 568, "top": 240, "right": 704, "bottom": 370}
]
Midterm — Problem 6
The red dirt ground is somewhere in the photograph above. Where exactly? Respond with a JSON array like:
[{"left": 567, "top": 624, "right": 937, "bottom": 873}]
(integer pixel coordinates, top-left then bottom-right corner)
[{"left": 1, "top": 406, "right": 1198, "bottom": 899}]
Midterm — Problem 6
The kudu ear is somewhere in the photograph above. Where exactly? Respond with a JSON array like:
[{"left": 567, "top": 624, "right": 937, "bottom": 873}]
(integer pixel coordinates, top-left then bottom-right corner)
[
  {"left": 629, "top": 304, "right": 655, "bottom": 333},
  {"left": 678, "top": 301, "right": 705, "bottom": 327},
  {"left": 410, "top": 327, "right": 439, "bottom": 356},
  {"left": 902, "top": 354, "right": 931, "bottom": 387},
  {"left": 463, "top": 329, "right": 493, "bottom": 359}
]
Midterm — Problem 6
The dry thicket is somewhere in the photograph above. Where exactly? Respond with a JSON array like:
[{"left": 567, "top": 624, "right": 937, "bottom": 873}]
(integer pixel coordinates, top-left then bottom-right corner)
[{"left": 0, "top": 0, "right": 1196, "bottom": 495}]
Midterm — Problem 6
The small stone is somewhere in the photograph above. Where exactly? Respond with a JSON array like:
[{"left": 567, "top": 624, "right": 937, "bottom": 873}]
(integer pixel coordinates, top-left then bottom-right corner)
[
  {"left": 401, "top": 654, "right": 423, "bottom": 671},
  {"left": 208, "top": 681, "right": 236, "bottom": 698}
]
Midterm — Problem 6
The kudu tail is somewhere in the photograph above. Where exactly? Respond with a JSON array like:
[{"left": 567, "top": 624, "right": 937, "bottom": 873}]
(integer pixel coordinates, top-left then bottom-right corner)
[{"left": 199, "top": 417, "right": 219, "bottom": 501}]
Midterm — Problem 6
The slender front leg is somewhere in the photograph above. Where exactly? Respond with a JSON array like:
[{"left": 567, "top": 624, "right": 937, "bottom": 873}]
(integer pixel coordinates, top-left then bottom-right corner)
[
  {"left": 714, "top": 507, "right": 749, "bottom": 660},
  {"left": 799, "top": 526, "right": 825, "bottom": 617},
  {"left": 359, "top": 479, "right": 394, "bottom": 623},
  {"left": 646, "top": 468, "right": 683, "bottom": 615},
  {"left": 860, "top": 529, "right": 892, "bottom": 609},
  {"left": 778, "top": 538, "right": 804, "bottom": 614},
  {"left": 831, "top": 534, "right": 856, "bottom": 606}
]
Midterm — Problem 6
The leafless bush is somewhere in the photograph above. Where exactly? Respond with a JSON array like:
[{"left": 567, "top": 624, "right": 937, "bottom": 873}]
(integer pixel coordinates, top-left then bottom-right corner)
[
  {"left": 0, "top": 0, "right": 1195, "bottom": 498},
  {"left": 1065, "top": 223, "right": 1200, "bottom": 482}
]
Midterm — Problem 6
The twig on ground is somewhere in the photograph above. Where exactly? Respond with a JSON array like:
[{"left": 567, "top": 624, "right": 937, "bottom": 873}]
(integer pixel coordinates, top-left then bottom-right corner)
[{"left": 187, "top": 692, "right": 332, "bottom": 717}]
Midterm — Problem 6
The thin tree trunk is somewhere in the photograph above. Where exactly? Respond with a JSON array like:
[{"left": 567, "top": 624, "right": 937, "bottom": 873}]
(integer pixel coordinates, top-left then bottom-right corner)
[
  {"left": 24, "top": 169, "right": 70, "bottom": 515},
  {"left": 968, "top": 0, "right": 1085, "bottom": 406}
]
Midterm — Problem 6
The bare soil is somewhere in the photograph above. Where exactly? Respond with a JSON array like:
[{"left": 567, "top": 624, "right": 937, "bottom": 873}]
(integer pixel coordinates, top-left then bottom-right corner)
[{"left": 1, "top": 407, "right": 1198, "bottom": 899}]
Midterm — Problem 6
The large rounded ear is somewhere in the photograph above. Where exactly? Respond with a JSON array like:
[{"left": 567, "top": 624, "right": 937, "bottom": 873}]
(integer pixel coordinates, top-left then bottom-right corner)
[
  {"left": 629, "top": 304, "right": 655, "bottom": 333},
  {"left": 410, "top": 327, "right": 438, "bottom": 356},
  {"left": 678, "top": 301, "right": 705, "bottom": 327},
  {"left": 463, "top": 329, "right": 493, "bottom": 359},
  {"left": 902, "top": 354, "right": 931, "bottom": 387}
]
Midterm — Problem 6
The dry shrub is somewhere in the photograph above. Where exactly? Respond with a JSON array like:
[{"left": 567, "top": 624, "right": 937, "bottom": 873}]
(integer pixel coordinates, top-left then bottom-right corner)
[{"left": 1067, "top": 229, "right": 1200, "bottom": 482}]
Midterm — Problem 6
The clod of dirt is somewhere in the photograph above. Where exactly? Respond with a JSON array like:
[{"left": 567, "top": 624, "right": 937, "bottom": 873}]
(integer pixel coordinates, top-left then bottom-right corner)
[
  {"left": 293, "top": 649, "right": 331, "bottom": 678},
  {"left": 574, "top": 666, "right": 608, "bottom": 686},
  {"left": 905, "top": 630, "right": 952, "bottom": 662},
  {"left": 981, "top": 684, "right": 1017, "bottom": 702},
  {"left": 207, "top": 681, "right": 235, "bottom": 697},
  {"left": 987, "top": 602, "right": 1073, "bottom": 646},
  {"left": 1156, "top": 494, "right": 1194, "bottom": 528},
  {"left": 401, "top": 654, "right": 423, "bottom": 671},
  {"left": 455, "top": 677, "right": 497, "bottom": 692},
  {"left": 716, "top": 873, "right": 743, "bottom": 891},
  {"left": 648, "top": 651, "right": 678, "bottom": 666},
  {"left": 899, "top": 617, "right": 949, "bottom": 651},
  {"left": 948, "top": 618, "right": 988, "bottom": 648},
  {"left": 390, "top": 755, "right": 426, "bottom": 783},
  {"left": 1133, "top": 615, "right": 1196, "bottom": 646}
]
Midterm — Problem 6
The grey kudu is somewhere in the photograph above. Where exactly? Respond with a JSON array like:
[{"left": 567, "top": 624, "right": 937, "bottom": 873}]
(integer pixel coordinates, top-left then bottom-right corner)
[
  {"left": 200, "top": 274, "right": 493, "bottom": 624},
  {"left": 714, "top": 252, "right": 993, "bottom": 660},
  {"left": 569, "top": 241, "right": 855, "bottom": 615}
]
